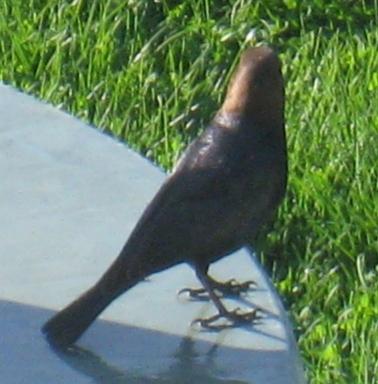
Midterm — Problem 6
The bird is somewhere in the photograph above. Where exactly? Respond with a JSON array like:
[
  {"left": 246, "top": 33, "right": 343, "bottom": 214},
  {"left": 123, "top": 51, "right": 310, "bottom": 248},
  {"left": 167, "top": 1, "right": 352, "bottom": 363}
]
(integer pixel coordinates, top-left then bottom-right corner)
[{"left": 42, "top": 45, "right": 287, "bottom": 348}]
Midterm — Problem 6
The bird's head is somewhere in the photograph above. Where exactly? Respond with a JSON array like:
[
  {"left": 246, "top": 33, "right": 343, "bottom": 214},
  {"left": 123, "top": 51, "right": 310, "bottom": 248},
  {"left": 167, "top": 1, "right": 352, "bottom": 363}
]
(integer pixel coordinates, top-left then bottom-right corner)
[{"left": 218, "top": 46, "right": 284, "bottom": 129}]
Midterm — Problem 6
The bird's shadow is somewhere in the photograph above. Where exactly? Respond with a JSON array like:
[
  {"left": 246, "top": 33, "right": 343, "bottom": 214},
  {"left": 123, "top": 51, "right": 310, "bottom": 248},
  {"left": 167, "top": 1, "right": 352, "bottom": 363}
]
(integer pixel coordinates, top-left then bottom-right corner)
[
  {"left": 1, "top": 300, "right": 287, "bottom": 383},
  {"left": 52, "top": 336, "right": 249, "bottom": 384}
]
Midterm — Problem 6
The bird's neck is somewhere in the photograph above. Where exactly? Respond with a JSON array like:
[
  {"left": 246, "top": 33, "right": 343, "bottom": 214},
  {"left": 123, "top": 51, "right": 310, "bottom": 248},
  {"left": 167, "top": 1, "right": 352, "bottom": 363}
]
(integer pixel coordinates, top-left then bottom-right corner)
[{"left": 214, "top": 109, "right": 284, "bottom": 134}]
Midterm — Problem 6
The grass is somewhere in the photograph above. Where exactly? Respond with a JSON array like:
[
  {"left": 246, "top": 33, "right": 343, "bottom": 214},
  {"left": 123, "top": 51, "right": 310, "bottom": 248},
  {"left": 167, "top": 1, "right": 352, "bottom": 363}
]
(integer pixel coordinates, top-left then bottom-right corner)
[{"left": 1, "top": 1, "right": 377, "bottom": 382}]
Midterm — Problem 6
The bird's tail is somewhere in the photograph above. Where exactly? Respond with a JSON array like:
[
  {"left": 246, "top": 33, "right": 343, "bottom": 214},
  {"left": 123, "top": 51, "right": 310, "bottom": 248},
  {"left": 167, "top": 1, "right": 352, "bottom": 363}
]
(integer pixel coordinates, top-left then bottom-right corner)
[
  {"left": 42, "top": 254, "right": 141, "bottom": 348},
  {"left": 42, "top": 285, "right": 116, "bottom": 348}
]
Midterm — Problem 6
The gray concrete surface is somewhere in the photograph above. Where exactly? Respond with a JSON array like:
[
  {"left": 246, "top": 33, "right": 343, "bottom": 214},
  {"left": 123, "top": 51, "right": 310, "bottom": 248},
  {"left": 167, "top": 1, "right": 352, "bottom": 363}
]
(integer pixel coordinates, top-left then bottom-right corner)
[{"left": 0, "top": 84, "right": 306, "bottom": 383}]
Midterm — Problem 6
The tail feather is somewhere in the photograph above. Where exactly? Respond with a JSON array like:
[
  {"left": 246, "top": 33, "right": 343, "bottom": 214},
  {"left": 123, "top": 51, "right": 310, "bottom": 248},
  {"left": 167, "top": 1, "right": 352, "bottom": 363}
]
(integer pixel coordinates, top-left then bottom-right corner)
[
  {"left": 42, "top": 247, "right": 144, "bottom": 348},
  {"left": 42, "top": 286, "right": 114, "bottom": 348}
]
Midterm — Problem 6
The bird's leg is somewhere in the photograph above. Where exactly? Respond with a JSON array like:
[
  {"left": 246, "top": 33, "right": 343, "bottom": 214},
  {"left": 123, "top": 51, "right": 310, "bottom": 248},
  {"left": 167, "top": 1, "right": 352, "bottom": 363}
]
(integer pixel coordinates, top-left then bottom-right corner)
[
  {"left": 178, "top": 267, "right": 255, "bottom": 300},
  {"left": 191, "top": 267, "right": 260, "bottom": 330}
]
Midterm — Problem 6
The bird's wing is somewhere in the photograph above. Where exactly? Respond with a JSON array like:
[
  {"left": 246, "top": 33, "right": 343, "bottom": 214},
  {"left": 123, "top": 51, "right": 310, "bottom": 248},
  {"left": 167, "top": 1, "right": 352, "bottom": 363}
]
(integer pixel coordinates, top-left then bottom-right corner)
[
  {"left": 123, "top": 124, "right": 249, "bottom": 259},
  {"left": 139, "top": 124, "right": 243, "bottom": 222}
]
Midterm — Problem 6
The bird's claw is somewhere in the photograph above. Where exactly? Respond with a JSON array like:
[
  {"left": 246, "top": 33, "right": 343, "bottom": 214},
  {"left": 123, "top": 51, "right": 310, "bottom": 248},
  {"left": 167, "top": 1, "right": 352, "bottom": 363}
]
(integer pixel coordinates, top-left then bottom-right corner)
[
  {"left": 178, "top": 287, "right": 208, "bottom": 300},
  {"left": 215, "top": 279, "right": 256, "bottom": 295},
  {"left": 192, "top": 307, "right": 260, "bottom": 330},
  {"left": 179, "top": 278, "right": 255, "bottom": 301},
  {"left": 191, "top": 313, "right": 224, "bottom": 330}
]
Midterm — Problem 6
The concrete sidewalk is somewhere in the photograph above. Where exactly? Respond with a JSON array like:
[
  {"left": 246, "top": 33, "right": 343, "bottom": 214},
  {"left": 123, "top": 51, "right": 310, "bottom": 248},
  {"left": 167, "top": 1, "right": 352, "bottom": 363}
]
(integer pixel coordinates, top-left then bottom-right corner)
[{"left": 0, "top": 84, "right": 306, "bottom": 384}]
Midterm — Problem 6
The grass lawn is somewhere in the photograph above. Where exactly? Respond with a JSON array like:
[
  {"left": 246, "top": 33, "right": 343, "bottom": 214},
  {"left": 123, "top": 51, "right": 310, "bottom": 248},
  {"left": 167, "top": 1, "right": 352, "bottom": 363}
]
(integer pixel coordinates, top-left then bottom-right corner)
[{"left": 1, "top": 1, "right": 377, "bottom": 382}]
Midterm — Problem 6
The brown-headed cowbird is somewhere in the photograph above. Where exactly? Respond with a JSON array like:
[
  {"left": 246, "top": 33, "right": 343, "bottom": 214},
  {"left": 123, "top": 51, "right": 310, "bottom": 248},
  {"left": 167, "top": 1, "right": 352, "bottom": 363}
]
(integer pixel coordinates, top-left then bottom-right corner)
[{"left": 42, "top": 46, "right": 287, "bottom": 348}]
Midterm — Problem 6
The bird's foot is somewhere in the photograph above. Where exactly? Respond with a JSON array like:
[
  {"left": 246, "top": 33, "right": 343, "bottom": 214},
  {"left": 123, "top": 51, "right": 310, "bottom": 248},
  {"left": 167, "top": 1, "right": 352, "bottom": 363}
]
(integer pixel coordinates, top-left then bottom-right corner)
[
  {"left": 178, "top": 278, "right": 255, "bottom": 300},
  {"left": 192, "top": 307, "right": 260, "bottom": 330},
  {"left": 213, "top": 278, "right": 256, "bottom": 295},
  {"left": 178, "top": 287, "right": 208, "bottom": 300}
]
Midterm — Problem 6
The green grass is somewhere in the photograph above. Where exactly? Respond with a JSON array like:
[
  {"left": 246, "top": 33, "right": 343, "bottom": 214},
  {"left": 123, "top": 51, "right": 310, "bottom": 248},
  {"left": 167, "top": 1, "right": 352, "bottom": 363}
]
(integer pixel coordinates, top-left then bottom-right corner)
[{"left": 1, "top": 1, "right": 377, "bottom": 382}]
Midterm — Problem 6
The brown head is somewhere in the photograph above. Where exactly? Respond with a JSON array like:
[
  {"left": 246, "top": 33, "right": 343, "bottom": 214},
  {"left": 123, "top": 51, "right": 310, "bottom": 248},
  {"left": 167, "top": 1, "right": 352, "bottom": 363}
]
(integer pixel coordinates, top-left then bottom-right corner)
[{"left": 217, "top": 46, "right": 284, "bottom": 129}]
